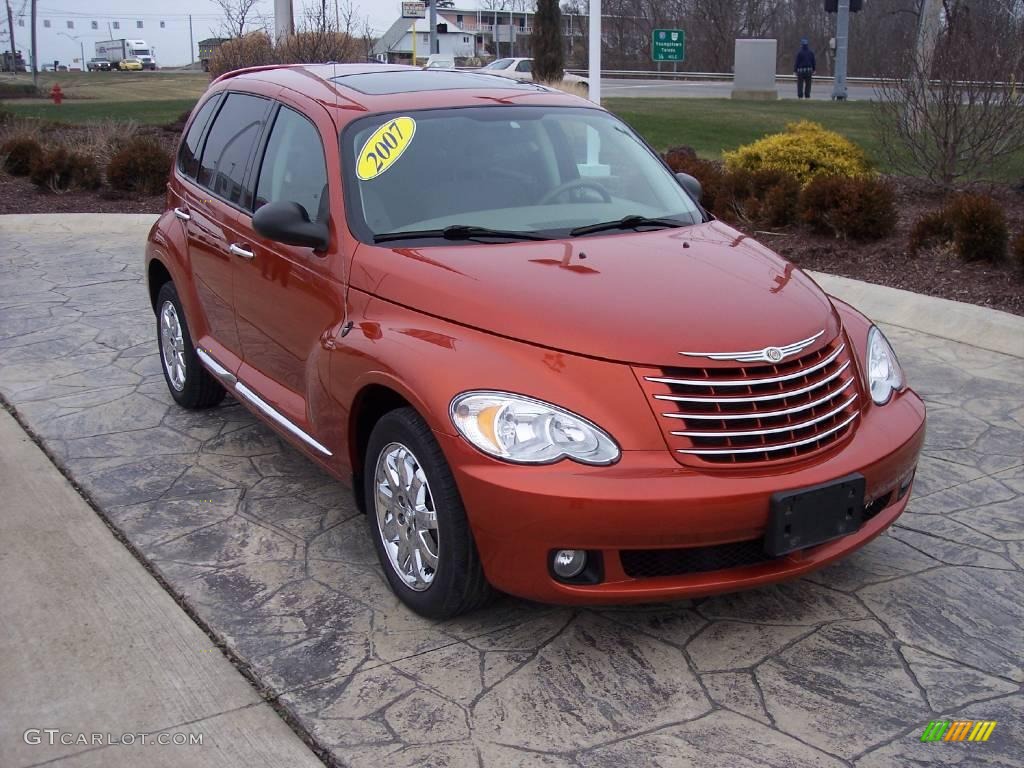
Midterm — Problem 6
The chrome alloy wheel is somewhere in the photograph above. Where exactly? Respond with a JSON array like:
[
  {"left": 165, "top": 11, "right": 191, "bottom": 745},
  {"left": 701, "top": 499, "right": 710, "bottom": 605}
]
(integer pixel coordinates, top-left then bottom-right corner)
[
  {"left": 159, "top": 300, "right": 187, "bottom": 391},
  {"left": 374, "top": 442, "right": 439, "bottom": 591}
]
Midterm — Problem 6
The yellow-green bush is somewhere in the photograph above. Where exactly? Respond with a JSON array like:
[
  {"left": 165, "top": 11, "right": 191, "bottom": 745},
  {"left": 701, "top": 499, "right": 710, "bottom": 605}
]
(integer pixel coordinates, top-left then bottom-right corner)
[{"left": 723, "top": 121, "right": 872, "bottom": 185}]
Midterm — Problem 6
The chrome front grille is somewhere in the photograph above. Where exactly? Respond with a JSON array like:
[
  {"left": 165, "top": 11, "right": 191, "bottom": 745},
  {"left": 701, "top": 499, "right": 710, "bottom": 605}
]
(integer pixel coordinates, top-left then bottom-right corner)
[{"left": 636, "top": 335, "right": 861, "bottom": 466}]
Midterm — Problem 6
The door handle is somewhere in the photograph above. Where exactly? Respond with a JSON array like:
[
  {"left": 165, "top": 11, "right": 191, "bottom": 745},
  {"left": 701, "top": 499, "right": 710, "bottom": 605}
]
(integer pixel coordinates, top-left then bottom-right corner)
[
  {"left": 228, "top": 243, "right": 254, "bottom": 260},
  {"left": 174, "top": 207, "right": 191, "bottom": 221}
]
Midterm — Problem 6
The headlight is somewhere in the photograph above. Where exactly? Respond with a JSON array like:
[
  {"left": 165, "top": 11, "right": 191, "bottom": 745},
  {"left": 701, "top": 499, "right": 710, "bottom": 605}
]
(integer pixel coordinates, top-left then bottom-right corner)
[
  {"left": 450, "top": 391, "right": 620, "bottom": 465},
  {"left": 866, "top": 326, "right": 904, "bottom": 405}
]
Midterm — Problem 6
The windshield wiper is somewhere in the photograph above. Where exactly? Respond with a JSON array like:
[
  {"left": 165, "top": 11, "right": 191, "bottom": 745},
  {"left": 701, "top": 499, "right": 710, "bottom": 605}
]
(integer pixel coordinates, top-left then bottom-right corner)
[
  {"left": 570, "top": 215, "right": 686, "bottom": 237},
  {"left": 373, "top": 225, "right": 552, "bottom": 243}
]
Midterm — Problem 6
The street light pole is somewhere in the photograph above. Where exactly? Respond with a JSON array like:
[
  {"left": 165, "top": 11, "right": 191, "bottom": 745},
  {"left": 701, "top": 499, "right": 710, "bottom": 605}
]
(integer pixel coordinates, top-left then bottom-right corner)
[
  {"left": 588, "top": 0, "right": 601, "bottom": 103},
  {"left": 831, "top": 0, "right": 849, "bottom": 100},
  {"left": 428, "top": 0, "right": 437, "bottom": 56}
]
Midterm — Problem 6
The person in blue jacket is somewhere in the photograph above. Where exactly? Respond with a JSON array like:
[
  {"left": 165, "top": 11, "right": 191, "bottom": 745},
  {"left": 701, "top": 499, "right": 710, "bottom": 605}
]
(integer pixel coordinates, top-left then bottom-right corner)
[{"left": 794, "top": 38, "right": 816, "bottom": 98}]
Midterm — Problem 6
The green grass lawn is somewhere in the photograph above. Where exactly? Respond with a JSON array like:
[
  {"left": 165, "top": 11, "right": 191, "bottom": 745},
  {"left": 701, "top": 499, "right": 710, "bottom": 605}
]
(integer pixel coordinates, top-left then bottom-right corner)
[
  {"left": 2, "top": 99, "right": 199, "bottom": 125},
  {"left": 3, "top": 92, "right": 1022, "bottom": 182},
  {"left": 606, "top": 97, "right": 1024, "bottom": 182}
]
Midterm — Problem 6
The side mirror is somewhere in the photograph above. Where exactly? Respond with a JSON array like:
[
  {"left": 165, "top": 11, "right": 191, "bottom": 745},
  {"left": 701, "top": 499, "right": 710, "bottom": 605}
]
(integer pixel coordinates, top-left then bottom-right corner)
[
  {"left": 252, "top": 201, "right": 329, "bottom": 250},
  {"left": 676, "top": 172, "right": 703, "bottom": 204}
]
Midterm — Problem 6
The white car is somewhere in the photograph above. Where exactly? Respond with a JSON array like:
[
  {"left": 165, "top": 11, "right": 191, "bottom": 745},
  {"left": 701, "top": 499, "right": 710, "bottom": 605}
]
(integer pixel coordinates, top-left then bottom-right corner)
[
  {"left": 477, "top": 57, "right": 587, "bottom": 86},
  {"left": 424, "top": 55, "right": 456, "bottom": 70}
]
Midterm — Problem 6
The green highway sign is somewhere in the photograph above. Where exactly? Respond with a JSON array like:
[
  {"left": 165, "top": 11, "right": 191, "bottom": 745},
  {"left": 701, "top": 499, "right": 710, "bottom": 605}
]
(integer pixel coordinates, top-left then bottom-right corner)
[{"left": 652, "top": 29, "right": 685, "bottom": 62}]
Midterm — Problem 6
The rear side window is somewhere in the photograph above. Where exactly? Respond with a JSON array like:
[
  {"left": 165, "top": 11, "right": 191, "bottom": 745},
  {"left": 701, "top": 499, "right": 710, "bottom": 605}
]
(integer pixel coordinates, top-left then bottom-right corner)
[
  {"left": 197, "top": 93, "right": 269, "bottom": 206},
  {"left": 255, "top": 107, "right": 328, "bottom": 222},
  {"left": 177, "top": 95, "right": 220, "bottom": 178}
]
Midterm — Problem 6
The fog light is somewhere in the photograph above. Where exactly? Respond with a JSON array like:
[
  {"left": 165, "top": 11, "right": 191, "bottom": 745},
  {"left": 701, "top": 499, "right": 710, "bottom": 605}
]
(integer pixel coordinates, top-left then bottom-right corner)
[{"left": 552, "top": 549, "right": 587, "bottom": 579}]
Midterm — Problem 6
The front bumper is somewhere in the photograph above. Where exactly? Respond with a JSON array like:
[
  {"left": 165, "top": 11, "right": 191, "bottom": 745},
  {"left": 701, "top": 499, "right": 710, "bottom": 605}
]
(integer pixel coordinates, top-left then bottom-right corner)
[{"left": 441, "top": 388, "right": 926, "bottom": 604}]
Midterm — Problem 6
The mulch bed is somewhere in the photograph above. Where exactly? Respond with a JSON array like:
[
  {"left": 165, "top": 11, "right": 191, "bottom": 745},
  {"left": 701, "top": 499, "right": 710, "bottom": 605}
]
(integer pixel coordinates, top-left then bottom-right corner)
[
  {"left": 1, "top": 152, "right": 1021, "bottom": 315},
  {"left": 770, "top": 177, "right": 1024, "bottom": 317}
]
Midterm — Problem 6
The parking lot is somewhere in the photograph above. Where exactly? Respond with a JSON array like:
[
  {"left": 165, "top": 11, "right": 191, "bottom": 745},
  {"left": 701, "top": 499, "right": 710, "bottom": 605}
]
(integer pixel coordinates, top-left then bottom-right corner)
[{"left": 1, "top": 214, "right": 1022, "bottom": 766}]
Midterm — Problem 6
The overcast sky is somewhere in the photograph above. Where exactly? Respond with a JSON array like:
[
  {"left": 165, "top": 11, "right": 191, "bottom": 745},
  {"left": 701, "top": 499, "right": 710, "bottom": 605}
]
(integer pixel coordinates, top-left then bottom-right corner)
[{"left": 5, "top": 0, "right": 472, "bottom": 67}]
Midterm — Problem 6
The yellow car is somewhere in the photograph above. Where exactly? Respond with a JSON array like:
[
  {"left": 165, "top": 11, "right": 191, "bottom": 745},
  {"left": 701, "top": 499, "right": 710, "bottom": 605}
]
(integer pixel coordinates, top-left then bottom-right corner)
[{"left": 118, "top": 58, "right": 144, "bottom": 71}]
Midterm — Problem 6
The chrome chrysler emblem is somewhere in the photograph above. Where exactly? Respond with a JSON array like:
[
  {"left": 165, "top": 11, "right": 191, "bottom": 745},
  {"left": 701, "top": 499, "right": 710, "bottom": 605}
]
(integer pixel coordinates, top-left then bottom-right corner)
[{"left": 679, "top": 330, "right": 824, "bottom": 364}]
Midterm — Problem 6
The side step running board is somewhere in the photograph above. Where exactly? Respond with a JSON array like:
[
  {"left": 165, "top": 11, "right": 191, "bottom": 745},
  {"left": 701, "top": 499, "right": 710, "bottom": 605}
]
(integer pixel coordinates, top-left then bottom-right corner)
[{"left": 196, "top": 349, "right": 333, "bottom": 457}]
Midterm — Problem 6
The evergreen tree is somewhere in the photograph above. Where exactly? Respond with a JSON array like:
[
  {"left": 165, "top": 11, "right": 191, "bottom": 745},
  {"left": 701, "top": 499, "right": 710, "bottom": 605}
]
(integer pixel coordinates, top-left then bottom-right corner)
[{"left": 531, "top": 0, "right": 564, "bottom": 82}]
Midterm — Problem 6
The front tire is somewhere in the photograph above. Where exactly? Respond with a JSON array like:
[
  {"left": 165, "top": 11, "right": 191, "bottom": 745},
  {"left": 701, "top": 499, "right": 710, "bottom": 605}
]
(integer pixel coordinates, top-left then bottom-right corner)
[
  {"left": 155, "top": 282, "right": 225, "bottom": 410},
  {"left": 364, "top": 407, "right": 493, "bottom": 619}
]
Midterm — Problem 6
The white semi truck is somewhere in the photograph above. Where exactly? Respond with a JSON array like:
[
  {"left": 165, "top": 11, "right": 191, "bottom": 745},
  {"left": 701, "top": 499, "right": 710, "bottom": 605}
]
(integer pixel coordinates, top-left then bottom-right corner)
[{"left": 95, "top": 39, "right": 156, "bottom": 70}]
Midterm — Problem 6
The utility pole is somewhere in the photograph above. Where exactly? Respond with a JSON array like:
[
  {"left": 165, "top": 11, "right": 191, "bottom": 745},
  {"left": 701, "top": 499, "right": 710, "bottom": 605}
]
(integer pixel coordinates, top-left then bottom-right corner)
[
  {"left": 5, "top": 0, "right": 16, "bottom": 73},
  {"left": 428, "top": 0, "right": 437, "bottom": 56},
  {"left": 29, "top": 0, "right": 36, "bottom": 85},
  {"left": 831, "top": 0, "right": 849, "bottom": 100},
  {"left": 588, "top": 0, "right": 600, "bottom": 103},
  {"left": 188, "top": 14, "right": 194, "bottom": 65},
  {"left": 274, "top": 0, "right": 293, "bottom": 41}
]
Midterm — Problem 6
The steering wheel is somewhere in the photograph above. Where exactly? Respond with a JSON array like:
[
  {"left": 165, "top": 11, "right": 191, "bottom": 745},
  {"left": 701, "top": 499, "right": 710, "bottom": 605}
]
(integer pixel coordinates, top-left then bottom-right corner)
[{"left": 539, "top": 179, "right": 612, "bottom": 205}]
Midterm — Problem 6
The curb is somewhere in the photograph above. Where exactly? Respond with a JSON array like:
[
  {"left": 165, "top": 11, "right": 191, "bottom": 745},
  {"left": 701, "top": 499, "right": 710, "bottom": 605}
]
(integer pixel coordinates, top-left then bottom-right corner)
[{"left": 809, "top": 271, "right": 1024, "bottom": 360}]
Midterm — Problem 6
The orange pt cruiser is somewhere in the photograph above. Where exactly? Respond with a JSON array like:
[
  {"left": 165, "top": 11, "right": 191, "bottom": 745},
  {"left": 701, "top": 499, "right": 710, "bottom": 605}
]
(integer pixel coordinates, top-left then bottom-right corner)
[{"left": 146, "top": 64, "right": 925, "bottom": 618}]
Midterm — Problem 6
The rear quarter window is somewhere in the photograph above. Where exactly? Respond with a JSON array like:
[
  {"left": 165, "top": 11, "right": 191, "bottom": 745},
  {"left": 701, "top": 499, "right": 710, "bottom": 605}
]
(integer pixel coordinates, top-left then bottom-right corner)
[{"left": 177, "top": 95, "right": 220, "bottom": 179}]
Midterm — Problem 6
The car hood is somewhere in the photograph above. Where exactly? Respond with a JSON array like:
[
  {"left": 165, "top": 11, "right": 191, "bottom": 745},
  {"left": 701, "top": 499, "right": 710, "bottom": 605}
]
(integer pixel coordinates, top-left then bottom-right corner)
[{"left": 350, "top": 221, "right": 840, "bottom": 366}]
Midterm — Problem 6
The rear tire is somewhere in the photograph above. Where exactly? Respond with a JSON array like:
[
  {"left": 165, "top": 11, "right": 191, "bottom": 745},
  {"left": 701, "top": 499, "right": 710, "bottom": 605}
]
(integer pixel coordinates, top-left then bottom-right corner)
[
  {"left": 155, "top": 281, "right": 226, "bottom": 410},
  {"left": 364, "top": 407, "right": 494, "bottom": 619}
]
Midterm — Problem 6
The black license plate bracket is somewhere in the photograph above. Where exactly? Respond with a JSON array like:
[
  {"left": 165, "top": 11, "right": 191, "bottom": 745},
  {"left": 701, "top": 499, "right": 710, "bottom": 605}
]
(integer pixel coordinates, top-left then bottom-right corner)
[{"left": 765, "top": 473, "right": 866, "bottom": 557}]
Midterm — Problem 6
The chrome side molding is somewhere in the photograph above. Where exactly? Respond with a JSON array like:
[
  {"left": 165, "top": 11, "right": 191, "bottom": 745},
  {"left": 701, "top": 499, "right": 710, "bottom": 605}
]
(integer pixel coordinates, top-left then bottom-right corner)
[
  {"left": 196, "top": 348, "right": 237, "bottom": 385},
  {"left": 195, "top": 349, "right": 333, "bottom": 457}
]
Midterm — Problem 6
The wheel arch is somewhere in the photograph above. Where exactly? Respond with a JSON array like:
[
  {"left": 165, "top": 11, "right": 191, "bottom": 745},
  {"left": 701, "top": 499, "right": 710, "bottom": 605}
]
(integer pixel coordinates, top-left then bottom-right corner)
[
  {"left": 147, "top": 258, "right": 173, "bottom": 312},
  {"left": 348, "top": 383, "right": 414, "bottom": 513}
]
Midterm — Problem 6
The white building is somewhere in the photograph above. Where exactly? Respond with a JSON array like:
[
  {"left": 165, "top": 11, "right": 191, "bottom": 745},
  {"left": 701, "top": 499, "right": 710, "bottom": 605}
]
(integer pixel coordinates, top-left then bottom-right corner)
[{"left": 372, "top": 15, "right": 478, "bottom": 64}]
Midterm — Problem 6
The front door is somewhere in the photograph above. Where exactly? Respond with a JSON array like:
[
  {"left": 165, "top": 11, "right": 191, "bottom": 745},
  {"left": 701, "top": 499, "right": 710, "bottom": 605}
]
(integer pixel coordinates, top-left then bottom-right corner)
[{"left": 233, "top": 103, "right": 345, "bottom": 434}]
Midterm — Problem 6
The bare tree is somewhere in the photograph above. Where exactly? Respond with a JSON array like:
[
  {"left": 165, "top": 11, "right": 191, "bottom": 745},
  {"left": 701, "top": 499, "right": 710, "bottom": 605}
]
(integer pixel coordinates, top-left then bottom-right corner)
[
  {"left": 211, "top": 0, "right": 263, "bottom": 38},
  {"left": 874, "top": 15, "right": 1024, "bottom": 188}
]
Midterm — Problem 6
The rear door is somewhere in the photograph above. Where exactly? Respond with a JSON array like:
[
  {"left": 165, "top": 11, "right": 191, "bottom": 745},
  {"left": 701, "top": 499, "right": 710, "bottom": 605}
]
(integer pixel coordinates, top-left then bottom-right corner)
[
  {"left": 232, "top": 99, "right": 344, "bottom": 438},
  {"left": 173, "top": 91, "right": 273, "bottom": 374}
]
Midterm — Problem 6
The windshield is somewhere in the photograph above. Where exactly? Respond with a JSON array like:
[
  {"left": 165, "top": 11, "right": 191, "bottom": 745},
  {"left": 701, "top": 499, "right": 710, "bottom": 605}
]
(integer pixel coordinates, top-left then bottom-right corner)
[
  {"left": 132, "top": 49, "right": 151, "bottom": 56},
  {"left": 483, "top": 58, "right": 513, "bottom": 70},
  {"left": 342, "top": 106, "right": 702, "bottom": 244}
]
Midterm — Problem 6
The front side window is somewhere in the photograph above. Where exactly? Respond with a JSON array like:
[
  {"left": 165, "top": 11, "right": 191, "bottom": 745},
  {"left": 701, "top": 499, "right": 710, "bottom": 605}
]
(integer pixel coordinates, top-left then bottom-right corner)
[
  {"left": 197, "top": 93, "right": 269, "bottom": 206},
  {"left": 255, "top": 106, "right": 328, "bottom": 222},
  {"left": 177, "top": 95, "right": 221, "bottom": 178},
  {"left": 515, "top": 60, "right": 532, "bottom": 73},
  {"left": 343, "top": 106, "right": 702, "bottom": 243}
]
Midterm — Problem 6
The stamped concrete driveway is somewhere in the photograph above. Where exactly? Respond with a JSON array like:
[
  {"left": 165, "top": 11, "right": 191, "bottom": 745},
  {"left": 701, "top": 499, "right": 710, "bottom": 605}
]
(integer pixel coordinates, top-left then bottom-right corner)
[{"left": 1, "top": 215, "right": 1022, "bottom": 767}]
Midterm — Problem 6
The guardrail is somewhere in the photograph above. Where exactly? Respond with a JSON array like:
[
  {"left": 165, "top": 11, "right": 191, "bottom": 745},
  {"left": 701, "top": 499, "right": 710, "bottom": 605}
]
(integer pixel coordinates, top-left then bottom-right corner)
[
  {"left": 563, "top": 69, "right": 1019, "bottom": 88},
  {"left": 562, "top": 69, "right": 885, "bottom": 85}
]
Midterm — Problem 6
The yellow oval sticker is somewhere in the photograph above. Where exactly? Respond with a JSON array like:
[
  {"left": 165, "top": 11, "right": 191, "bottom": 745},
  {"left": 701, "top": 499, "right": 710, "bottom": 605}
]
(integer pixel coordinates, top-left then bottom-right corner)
[{"left": 356, "top": 117, "right": 417, "bottom": 181}]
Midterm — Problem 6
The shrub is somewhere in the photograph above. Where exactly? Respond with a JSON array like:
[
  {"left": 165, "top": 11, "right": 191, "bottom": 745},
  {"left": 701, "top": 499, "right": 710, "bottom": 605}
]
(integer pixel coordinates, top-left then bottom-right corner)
[
  {"left": 107, "top": 137, "right": 171, "bottom": 195},
  {"left": 208, "top": 33, "right": 276, "bottom": 80},
  {"left": 28, "top": 147, "right": 102, "bottom": 192},
  {"left": 662, "top": 146, "right": 727, "bottom": 214},
  {"left": 908, "top": 210, "right": 954, "bottom": 255},
  {"left": 908, "top": 194, "right": 1009, "bottom": 263},
  {"left": 719, "top": 168, "right": 800, "bottom": 228},
  {"left": 724, "top": 121, "right": 873, "bottom": 185},
  {"left": 946, "top": 194, "right": 1008, "bottom": 263},
  {"left": 1, "top": 136, "right": 44, "bottom": 176},
  {"left": 798, "top": 175, "right": 897, "bottom": 241}
]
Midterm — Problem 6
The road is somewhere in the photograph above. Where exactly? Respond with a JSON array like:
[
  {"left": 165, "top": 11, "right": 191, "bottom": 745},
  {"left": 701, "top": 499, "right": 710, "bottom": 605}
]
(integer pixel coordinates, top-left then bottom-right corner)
[{"left": 601, "top": 76, "right": 879, "bottom": 101}]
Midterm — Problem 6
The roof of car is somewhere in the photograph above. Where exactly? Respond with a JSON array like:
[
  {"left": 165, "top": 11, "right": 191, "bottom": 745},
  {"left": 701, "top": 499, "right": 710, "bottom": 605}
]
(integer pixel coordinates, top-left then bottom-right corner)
[{"left": 210, "top": 63, "right": 591, "bottom": 115}]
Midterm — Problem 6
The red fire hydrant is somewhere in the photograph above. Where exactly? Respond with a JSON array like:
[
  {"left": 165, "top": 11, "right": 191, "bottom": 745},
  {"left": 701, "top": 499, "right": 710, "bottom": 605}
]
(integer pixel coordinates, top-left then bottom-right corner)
[{"left": 50, "top": 83, "right": 63, "bottom": 105}]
